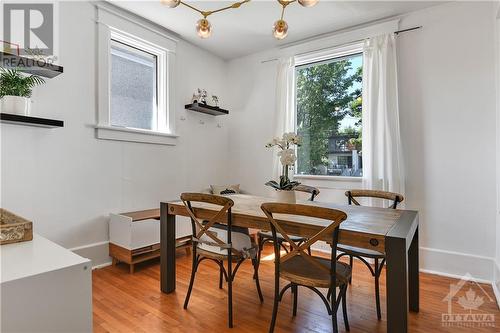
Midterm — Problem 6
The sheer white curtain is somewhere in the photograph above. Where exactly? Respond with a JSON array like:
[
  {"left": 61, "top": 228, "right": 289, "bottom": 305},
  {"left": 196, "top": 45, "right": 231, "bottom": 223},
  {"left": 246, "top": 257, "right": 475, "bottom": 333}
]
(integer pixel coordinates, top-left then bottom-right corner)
[
  {"left": 272, "top": 57, "right": 296, "bottom": 180},
  {"left": 362, "top": 34, "right": 405, "bottom": 197}
]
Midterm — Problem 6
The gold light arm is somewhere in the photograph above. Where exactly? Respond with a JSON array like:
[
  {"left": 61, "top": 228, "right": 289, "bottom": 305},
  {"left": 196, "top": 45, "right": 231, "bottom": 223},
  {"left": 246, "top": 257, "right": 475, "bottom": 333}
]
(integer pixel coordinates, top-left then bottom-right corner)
[
  {"left": 180, "top": 0, "right": 251, "bottom": 18},
  {"left": 179, "top": 1, "right": 205, "bottom": 16},
  {"left": 278, "top": 0, "right": 297, "bottom": 20}
]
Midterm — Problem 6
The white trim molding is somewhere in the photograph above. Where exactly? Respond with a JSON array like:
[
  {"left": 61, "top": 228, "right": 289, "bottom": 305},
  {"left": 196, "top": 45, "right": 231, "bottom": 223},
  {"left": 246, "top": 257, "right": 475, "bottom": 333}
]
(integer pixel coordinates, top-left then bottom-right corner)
[
  {"left": 70, "top": 241, "right": 111, "bottom": 269},
  {"left": 294, "top": 175, "right": 362, "bottom": 182},
  {"left": 95, "top": 3, "right": 177, "bottom": 145},
  {"left": 95, "top": 125, "right": 178, "bottom": 145},
  {"left": 420, "top": 246, "right": 495, "bottom": 282}
]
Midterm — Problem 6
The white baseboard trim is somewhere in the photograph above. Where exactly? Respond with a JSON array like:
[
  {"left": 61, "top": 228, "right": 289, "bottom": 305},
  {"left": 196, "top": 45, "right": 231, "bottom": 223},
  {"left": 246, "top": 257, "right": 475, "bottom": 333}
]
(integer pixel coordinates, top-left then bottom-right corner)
[
  {"left": 314, "top": 244, "right": 495, "bottom": 283},
  {"left": 69, "top": 240, "right": 109, "bottom": 252},
  {"left": 92, "top": 262, "right": 113, "bottom": 270},
  {"left": 493, "top": 262, "right": 500, "bottom": 309},
  {"left": 420, "top": 247, "right": 494, "bottom": 282},
  {"left": 419, "top": 268, "right": 492, "bottom": 285},
  {"left": 69, "top": 241, "right": 111, "bottom": 269}
]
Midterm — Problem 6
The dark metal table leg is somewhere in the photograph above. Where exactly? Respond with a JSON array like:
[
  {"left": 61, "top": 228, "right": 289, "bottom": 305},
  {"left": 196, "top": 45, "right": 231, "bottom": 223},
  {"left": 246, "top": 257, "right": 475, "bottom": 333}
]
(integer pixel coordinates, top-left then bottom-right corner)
[
  {"left": 161, "top": 202, "right": 176, "bottom": 294},
  {"left": 408, "top": 226, "right": 419, "bottom": 312},
  {"left": 386, "top": 236, "right": 408, "bottom": 333}
]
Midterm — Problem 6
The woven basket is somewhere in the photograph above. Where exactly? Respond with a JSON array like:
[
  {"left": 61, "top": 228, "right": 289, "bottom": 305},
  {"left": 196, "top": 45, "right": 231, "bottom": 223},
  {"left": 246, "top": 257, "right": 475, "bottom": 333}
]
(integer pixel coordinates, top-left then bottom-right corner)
[{"left": 0, "top": 208, "right": 33, "bottom": 245}]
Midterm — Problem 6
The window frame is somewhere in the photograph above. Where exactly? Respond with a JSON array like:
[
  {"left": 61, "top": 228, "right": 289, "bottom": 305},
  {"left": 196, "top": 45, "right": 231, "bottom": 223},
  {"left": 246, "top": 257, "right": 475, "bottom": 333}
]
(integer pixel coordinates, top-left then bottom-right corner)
[
  {"left": 293, "top": 42, "right": 364, "bottom": 180},
  {"left": 95, "top": 4, "right": 177, "bottom": 145}
]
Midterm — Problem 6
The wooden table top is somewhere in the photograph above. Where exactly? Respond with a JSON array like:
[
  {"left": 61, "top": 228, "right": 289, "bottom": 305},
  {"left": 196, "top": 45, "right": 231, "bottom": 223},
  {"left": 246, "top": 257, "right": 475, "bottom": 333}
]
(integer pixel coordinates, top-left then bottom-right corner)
[{"left": 166, "top": 194, "right": 416, "bottom": 253}]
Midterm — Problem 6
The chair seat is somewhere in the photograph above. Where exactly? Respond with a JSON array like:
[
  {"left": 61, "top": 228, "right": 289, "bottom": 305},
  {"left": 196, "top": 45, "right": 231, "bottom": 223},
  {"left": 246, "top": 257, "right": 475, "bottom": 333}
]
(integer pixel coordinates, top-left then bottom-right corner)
[
  {"left": 196, "top": 247, "right": 256, "bottom": 261},
  {"left": 337, "top": 244, "right": 385, "bottom": 259},
  {"left": 258, "top": 230, "right": 307, "bottom": 243},
  {"left": 197, "top": 223, "right": 255, "bottom": 258},
  {"left": 280, "top": 255, "right": 351, "bottom": 288}
]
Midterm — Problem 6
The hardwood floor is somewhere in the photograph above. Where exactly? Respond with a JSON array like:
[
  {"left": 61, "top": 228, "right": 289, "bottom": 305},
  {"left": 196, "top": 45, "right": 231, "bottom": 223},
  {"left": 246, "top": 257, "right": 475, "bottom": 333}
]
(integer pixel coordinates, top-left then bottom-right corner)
[{"left": 93, "top": 247, "right": 499, "bottom": 332}]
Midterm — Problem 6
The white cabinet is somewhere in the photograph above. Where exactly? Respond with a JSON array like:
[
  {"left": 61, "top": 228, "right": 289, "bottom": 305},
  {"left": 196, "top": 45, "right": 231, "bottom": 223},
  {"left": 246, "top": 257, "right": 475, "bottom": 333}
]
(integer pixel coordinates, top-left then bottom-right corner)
[
  {"left": 1, "top": 234, "right": 92, "bottom": 333},
  {"left": 109, "top": 209, "right": 191, "bottom": 273}
]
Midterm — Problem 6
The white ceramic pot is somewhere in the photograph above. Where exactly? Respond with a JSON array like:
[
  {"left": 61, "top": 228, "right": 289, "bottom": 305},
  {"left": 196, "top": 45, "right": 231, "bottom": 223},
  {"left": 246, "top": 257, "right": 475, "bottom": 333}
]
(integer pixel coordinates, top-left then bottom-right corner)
[
  {"left": 275, "top": 190, "right": 296, "bottom": 204},
  {"left": 0, "top": 96, "right": 31, "bottom": 115}
]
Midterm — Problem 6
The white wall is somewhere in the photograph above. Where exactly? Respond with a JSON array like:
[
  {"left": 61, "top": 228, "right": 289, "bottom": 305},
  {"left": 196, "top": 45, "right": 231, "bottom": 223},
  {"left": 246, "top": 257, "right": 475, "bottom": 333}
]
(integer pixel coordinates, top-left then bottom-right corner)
[
  {"left": 398, "top": 2, "right": 497, "bottom": 281},
  {"left": 0, "top": 1, "right": 230, "bottom": 265},
  {"left": 226, "top": 2, "right": 499, "bottom": 281}
]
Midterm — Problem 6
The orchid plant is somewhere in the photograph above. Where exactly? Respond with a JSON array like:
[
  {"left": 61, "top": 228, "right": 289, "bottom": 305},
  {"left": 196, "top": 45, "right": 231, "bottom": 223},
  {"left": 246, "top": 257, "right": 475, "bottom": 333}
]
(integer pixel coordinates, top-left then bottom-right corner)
[{"left": 265, "top": 132, "right": 302, "bottom": 191}]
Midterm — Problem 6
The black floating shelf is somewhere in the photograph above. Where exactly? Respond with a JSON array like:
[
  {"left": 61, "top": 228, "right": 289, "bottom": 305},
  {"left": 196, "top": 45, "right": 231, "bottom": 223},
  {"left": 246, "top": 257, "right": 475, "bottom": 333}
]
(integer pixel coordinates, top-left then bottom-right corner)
[
  {"left": 0, "top": 113, "right": 64, "bottom": 128},
  {"left": 185, "top": 103, "right": 228, "bottom": 116},
  {"left": 1, "top": 52, "right": 63, "bottom": 78}
]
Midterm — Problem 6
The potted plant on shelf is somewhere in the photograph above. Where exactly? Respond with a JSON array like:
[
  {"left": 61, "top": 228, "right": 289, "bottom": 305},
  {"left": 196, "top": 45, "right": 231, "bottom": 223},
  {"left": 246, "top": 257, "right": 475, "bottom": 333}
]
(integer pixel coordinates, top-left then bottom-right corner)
[
  {"left": 0, "top": 68, "right": 45, "bottom": 116},
  {"left": 265, "top": 132, "right": 302, "bottom": 203}
]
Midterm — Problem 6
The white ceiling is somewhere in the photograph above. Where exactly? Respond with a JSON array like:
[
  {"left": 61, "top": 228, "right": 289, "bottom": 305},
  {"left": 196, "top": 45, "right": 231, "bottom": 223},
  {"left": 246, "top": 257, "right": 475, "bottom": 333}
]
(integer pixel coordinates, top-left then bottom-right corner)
[{"left": 111, "top": 1, "right": 442, "bottom": 60}]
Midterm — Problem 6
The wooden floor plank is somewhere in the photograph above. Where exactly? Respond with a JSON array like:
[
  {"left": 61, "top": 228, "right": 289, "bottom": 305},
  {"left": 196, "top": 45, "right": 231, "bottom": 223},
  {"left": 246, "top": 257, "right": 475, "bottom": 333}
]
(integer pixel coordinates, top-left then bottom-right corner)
[{"left": 93, "top": 247, "right": 499, "bottom": 332}]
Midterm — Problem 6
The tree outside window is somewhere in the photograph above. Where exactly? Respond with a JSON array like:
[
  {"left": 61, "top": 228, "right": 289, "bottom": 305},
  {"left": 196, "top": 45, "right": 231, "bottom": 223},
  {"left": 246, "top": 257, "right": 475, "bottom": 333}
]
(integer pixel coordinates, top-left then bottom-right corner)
[{"left": 296, "top": 53, "right": 363, "bottom": 177}]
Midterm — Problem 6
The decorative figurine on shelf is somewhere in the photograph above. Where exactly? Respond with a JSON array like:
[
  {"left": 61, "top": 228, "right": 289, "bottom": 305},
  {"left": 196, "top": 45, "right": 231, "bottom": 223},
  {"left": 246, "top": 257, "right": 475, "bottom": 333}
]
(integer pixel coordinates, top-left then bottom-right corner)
[
  {"left": 199, "top": 88, "right": 208, "bottom": 104},
  {"left": 211, "top": 95, "right": 219, "bottom": 107},
  {"left": 191, "top": 91, "right": 200, "bottom": 104}
]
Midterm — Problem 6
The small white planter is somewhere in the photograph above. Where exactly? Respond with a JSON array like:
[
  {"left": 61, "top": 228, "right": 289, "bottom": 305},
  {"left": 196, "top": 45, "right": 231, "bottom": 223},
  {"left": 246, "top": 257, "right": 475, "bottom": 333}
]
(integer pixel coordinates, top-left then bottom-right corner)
[
  {"left": 0, "top": 96, "right": 31, "bottom": 115},
  {"left": 274, "top": 190, "right": 296, "bottom": 204}
]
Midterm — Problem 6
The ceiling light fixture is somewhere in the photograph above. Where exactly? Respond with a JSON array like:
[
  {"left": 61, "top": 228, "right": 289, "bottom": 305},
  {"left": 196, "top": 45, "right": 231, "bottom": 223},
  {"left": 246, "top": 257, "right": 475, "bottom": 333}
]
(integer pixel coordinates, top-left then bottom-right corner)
[{"left": 160, "top": 0, "right": 318, "bottom": 40}]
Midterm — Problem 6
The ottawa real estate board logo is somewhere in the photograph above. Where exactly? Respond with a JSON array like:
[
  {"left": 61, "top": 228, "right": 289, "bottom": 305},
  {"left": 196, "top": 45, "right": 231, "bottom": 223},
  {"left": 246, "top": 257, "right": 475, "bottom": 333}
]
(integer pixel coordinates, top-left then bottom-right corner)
[
  {"left": 1, "top": 2, "right": 57, "bottom": 68},
  {"left": 441, "top": 273, "right": 496, "bottom": 328}
]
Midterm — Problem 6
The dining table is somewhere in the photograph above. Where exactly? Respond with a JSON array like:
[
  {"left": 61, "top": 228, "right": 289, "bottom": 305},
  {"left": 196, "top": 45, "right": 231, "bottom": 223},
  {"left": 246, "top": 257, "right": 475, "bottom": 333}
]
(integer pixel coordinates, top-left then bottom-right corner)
[{"left": 160, "top": 194, "right": 419, "bottom": 333}]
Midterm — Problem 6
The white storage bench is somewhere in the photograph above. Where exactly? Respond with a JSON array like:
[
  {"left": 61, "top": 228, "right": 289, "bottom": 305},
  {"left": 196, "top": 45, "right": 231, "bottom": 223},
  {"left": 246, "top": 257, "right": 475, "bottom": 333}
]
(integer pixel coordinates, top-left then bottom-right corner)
[{"left": 109, "top": 209, "right": 191, "bottom": 273}]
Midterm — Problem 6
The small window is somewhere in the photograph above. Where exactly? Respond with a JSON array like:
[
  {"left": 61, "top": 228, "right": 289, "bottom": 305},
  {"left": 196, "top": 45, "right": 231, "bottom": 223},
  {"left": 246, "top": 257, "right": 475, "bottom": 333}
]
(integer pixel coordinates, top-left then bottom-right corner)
[
  {"left": 96, "top": 5, "right": 177, "bottom": 146},
  {"left": 110, "top": 40, "right": 158, "bottom": 131},
  {"left": 295, "top": 52, "right": 363, "bottom": 177}
]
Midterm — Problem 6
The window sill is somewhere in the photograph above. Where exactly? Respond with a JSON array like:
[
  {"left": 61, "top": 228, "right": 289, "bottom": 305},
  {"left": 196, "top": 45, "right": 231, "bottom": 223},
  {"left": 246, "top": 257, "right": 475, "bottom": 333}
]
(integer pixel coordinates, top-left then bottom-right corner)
[
  {"left": 95, "top": 125, "right": 178, "bottom": 146},
  {"left": 294, "top": 175, "right": 362, "bottom": 182}
]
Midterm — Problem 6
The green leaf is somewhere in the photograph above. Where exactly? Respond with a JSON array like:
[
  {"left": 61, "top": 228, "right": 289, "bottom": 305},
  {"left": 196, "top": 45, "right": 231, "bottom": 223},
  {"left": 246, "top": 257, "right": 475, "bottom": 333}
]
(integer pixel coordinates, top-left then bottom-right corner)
[{"left": 0, "top": 67, "right": 45, "bottom": 98}]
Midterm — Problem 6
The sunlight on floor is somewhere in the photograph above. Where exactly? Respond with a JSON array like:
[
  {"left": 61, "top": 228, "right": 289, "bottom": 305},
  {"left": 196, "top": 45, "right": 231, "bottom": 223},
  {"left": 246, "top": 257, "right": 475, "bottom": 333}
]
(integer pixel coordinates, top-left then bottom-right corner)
[{"left": 260, "top": 250, "right": 288, "bottom": 261}]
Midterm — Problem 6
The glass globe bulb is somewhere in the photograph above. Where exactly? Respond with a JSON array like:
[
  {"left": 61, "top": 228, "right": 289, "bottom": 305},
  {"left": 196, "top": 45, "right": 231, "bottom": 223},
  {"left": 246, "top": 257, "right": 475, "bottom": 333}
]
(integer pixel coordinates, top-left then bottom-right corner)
[
  {"left": 160, "top": 0, "right": 181, "bottom": 8},
  {"left": 298, "top": 0, "right": 319, "bottom": 8},
  {"left": 196, "top": 19, "right": 212, "bottom": 39},
  {"left": 273, "top": 20, "right": 288, "bottom": 40}
]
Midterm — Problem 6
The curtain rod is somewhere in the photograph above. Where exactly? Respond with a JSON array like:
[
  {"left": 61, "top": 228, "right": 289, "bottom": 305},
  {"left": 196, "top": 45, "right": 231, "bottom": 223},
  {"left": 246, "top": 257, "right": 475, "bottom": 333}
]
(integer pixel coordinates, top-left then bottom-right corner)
[
  {"left": 394, "top": 26, "right": 422, "bottom": 35},
  {"left": 260, "top": 25, "right": 422, "bottom": 64}
]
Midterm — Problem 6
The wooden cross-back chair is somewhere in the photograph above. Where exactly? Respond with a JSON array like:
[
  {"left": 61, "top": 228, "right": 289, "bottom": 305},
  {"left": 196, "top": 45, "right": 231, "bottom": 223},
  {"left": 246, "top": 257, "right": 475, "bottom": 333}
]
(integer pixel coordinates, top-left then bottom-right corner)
[
  {"left": 346, "top": 189, "right": 403, "bottom": 209},
  {"left": 181, "top": 193, "right": 263, "bottom": 329},
  {"left": 257, "top": 185, "right": 320, "bottom": 265},
  {"left": 261, "top": 203, "right": 351, "bottom": 333},
  {"left": 338, "top": 189, "right": 404, "bottom": 320}
]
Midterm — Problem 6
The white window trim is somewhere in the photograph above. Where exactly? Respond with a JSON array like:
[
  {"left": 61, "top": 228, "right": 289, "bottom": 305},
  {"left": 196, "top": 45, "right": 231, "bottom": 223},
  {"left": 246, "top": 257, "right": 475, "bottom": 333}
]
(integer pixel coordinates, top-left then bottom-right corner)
[
  {"left": 294, "top": 175, "right": 362, "bottom": 182},
  {"left": 95, "top": 4, "right": 177, "bottom": 145},
  {"left": 293, "top": 42, "right": 364, "bottom": 179}
]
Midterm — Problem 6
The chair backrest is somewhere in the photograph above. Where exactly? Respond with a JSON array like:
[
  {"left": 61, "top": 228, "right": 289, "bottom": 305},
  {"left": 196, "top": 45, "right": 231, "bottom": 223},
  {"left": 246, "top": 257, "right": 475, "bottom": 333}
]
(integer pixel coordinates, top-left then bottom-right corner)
[
  {"left": 260, "top": 203, "right": 347, "bottom": 279},
  {"left": 345, "top": 189, "right": 404, "bottom": 209},
  {"left": 294, "top": 184, "right": 320, "bottom": 201},
  {"left": 181, "top": 193, "right": 246, "bottom": 257}
]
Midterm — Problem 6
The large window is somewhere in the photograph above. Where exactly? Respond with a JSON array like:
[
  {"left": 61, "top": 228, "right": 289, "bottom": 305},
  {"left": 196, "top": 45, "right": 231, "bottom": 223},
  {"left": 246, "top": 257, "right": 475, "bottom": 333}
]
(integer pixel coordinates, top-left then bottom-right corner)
[{"left": 295, "top": 51, "right": 363, "bottom": 177}]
